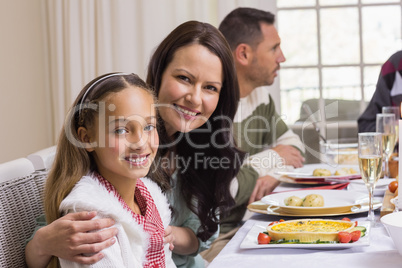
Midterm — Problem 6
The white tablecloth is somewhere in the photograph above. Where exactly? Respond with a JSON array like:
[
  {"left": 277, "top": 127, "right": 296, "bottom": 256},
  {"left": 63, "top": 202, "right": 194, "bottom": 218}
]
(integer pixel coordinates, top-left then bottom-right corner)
[{"left": 208, "top": 183, "right": 402, "bottom": 268}]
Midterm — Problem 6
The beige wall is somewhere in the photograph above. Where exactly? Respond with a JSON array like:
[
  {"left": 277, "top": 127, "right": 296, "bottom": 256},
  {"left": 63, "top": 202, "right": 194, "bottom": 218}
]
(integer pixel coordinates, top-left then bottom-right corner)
[
  {"left": 0, "top": 0, "right": 53, "bottom": 163},
  {"left": 0, "top": 0, "right": 278, "bottom": 164}
]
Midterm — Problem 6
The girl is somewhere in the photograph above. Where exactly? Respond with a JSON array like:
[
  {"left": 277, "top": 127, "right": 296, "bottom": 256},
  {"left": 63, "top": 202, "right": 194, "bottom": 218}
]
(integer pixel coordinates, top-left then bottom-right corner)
[
  {"left": 26, "top": 21, "right": 245, "bottom": 268},
  {"left": 45, "top": 72, "right": 175, "bottom": 268}
]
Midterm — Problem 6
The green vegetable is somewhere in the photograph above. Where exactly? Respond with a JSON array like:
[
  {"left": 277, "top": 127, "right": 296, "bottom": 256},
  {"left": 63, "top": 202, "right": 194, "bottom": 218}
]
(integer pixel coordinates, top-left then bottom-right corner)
[{"left": 351, "top": 226, "right": 366, "bottom": 237}]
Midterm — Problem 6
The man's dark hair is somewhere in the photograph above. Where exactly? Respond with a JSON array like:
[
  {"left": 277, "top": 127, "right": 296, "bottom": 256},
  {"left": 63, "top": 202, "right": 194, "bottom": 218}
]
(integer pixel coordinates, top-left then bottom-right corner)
[{"left": 219, "top": 7, "right": 275, "bottom": 50}]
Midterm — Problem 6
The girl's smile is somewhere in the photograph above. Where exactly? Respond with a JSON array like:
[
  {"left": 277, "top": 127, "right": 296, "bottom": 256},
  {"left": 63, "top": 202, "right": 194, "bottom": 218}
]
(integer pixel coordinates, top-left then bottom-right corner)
[{"left": 125, "top": 153, "right": 151, "bottom": 166}]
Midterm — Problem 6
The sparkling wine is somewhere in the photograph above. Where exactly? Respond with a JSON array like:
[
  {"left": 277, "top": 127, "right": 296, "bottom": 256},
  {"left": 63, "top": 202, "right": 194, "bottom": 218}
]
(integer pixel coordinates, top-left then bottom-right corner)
[
  {"left": 358, "top": 155, "right": 383, "bottom": 187},
  {"left": 382, "top": 133, "right": 396, "bottom": 156}
]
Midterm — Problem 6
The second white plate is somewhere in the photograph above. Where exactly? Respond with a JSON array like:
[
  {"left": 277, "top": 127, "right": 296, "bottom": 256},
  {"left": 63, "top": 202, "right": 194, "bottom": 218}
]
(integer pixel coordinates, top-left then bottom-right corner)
[
  {"left": 283, "top": 164, "right": 360, "bottom": 179},
  {"left": 260, "top": 190, "right": 380, "bottom": 215},
  {"left": 262, "top": 190, "right": 366, "bottom": 208}
]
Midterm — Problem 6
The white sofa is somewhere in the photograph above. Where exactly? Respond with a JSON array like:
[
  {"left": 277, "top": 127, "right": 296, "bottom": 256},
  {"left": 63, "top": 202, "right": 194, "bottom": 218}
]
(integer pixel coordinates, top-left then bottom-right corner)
[{"left": 0, "top": 146, "right": 56, "bottom": 267}]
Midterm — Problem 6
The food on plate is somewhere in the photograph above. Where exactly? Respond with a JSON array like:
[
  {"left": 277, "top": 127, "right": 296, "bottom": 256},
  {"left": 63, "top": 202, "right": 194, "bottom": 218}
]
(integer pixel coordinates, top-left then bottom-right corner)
[
  {"left": 350, "top": 230, "right": 362, "bottom": 242},
  {"left": 284, "top": 196, "right": 303, "bottom": 206},
  {"left": 283, "top": 194, "right": 324, "bottom": 207},
  {"left": 337, "top": 231, "right": 352, "bottom": 243},
  {"left": 333, "top": 149, "right": 358, "bottom": 165},
  {"left": 266, "top": 219, "right": 357, "bottom": 242},
  {"left": 302, "top": 194, "right": 324, "bottom": 207},
  {"left": 389, "top": 180, "right": 398, "bottom": 194},
  {"left": 334, "top": 167, "right": 358, "bottom": 176},
  {"left": 311, "top": 166, "right": 358, "bottom": 177},
  {"left": 313, "top": 168, "right": 331, "bottom": 177},
  {"left": 257, "top": 232, "right": 271, "bottom": 244}
]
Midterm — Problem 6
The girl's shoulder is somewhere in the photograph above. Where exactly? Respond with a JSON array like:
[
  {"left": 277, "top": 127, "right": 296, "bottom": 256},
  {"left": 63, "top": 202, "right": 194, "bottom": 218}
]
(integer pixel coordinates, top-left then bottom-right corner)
[
  {"left": 59, "top": 175, "right": 116, "bottom": 209},
  {"left": 59, "top": 175, "right": 131, "bottom": 221}
]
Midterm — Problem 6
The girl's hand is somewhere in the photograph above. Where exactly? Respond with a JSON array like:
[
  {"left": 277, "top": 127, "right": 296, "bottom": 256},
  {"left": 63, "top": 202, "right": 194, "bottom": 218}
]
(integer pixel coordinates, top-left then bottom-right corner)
[{"left": 164, "top": 226, "right": 175, "bottom": 251}]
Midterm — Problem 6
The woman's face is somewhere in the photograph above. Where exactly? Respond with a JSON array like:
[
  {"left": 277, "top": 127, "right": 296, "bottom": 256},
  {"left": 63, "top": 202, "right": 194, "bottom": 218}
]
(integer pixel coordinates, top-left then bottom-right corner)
[{"left": 158, "top": 44, "right": 223, "bottom": 136}]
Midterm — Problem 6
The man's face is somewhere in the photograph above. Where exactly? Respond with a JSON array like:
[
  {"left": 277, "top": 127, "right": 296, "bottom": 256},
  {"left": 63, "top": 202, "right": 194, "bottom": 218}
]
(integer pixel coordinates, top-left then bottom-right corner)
[{"left": 247, "top": 23, "right": 286, "bottom": 87}]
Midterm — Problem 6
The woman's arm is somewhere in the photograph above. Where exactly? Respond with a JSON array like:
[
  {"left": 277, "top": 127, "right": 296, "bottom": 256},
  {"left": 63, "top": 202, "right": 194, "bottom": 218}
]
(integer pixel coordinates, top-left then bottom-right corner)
[
  {"left": 170, "top": 226, "right": 199, "bottom": 255},
  {"left": 25, "top": 211, "right": 117, "bottom": 268}
]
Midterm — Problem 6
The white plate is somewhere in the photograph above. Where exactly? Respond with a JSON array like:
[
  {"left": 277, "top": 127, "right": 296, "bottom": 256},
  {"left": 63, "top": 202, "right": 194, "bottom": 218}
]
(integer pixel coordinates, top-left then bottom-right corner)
[
  {"left": 240, "top": 221, "right": 370, "bottom": 249},
  {"left": 282, "top": 164, "right": 360, "bottom": 180},
  {"left": 347, "top": 178, "right": 394, "bottom": 196},
  {"left": 260, "top": 190, "right": 381, "bottom": 215},
  {"left": 247, "top": 200, "right": 382, "bottom": 217},
  {"left": 262, "top": 190, "right": 367, "bottom": 209}
]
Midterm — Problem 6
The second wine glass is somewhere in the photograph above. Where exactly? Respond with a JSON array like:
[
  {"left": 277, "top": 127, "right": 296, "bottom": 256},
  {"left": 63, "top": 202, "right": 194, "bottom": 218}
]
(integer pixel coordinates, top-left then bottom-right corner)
[
  {"left": 376, "top": 113, "right": 396, "bottom": 179},
  {"left": 382, "top": 106, "right": 399, "bottom": 145},
  {"left": 358, "top": 132, "right": 383, "bottom": 225}
]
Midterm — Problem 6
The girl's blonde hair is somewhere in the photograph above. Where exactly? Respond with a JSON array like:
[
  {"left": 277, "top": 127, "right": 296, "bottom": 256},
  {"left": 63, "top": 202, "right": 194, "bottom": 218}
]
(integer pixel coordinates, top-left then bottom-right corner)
[{"left": 45, "top": 72, "right": 157, "bottom": 268}]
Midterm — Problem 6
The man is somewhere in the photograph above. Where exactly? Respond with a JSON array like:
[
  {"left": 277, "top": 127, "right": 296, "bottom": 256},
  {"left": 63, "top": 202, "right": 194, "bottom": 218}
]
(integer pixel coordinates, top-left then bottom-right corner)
[
  {"left": 200, "top": 7, "right": 305, "bottom": 262},
  {"left": 358, "top": 50, "right": 402, "bottom": 132}
]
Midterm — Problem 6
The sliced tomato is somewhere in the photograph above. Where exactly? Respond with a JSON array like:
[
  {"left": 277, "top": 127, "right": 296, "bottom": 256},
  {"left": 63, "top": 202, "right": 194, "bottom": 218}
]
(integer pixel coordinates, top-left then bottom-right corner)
[
  {"left": 338, "top": 232, "right": 352, "bottom": 243},
  {"left": 258, "top": 232, "right": 271, "bottom": 244},
  {"left": 268, "top": 221, "right": 278, "bottom": 226},
  {"left": 354, "top": 221, "right": 358, "bottom": 227},
  {"left": 279, "top": 219, "right": 285, "bottom": 222},
  {"left": 341, "top": 217, "right": 351, "bottom": 222},
  {"left": 350, "top": 230, "right": 361, "bottom": 242}
]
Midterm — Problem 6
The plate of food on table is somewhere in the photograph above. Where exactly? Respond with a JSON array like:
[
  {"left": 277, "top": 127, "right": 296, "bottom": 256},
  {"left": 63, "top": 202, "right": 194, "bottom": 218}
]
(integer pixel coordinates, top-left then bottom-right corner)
[
  {"left": 247, "top": 190, "right": 382, "bottom": 217},
  {"left": 240, "top": 218, "right": 370, "bottom": 249},
  {"left": 276, "top": 163, "right": 361, "bottom": 185}
]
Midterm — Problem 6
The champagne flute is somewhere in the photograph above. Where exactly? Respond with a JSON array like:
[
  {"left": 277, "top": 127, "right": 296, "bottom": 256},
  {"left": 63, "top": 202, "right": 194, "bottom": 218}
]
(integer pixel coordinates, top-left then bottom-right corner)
[
  {"left": 358, "top": 132, "right": 383, "bottom": 225},
  {"left": 382, "top": 106, "right": 400, "bottom": 145},
  {"left": 376, "top": 114, "right": 396, "bottom": 179}
]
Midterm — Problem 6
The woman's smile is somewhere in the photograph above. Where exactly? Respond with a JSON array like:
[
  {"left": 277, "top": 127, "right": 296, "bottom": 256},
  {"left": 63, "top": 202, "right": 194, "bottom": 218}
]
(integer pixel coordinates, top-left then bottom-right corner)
[{"left": 174, "top": 104, "right": 201, "bottom": 119}]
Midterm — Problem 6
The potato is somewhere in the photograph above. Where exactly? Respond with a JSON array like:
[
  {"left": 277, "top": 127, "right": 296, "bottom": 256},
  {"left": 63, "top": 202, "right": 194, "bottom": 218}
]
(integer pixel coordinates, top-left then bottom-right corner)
[
  {"left": 302, "top": 194, "right": 324, "bottom": 207},
  {"left": 284, "top": 196, "right": 303, "bottom": 206},
  {"left": 313, "top": 168, "right": 331, "bottom": 177},
  {"left": 334, "top": 167, "right": 357, "bottom": 176}
]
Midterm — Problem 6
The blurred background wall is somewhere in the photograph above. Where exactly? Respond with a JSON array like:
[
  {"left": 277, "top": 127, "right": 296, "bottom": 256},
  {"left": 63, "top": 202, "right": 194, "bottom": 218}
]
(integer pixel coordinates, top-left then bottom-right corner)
[
  {"left": 0, "top": 0, "right": 276, "bottom": 163},
  {"left": 0, "top": 0, "right": 51, "bottom": 163}
]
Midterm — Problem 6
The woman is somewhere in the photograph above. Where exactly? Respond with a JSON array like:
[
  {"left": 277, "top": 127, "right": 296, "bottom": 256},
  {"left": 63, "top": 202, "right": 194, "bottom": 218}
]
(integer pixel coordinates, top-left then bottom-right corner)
[{"left": 25, "top": 21, "right": 245, "bottom": 268}]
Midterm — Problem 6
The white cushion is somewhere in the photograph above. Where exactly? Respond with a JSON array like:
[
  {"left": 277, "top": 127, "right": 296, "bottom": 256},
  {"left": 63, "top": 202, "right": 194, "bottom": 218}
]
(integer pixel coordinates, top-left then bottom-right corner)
[
  {"left": 0, "top": 158, "right": 35, "bottom": 183},
  {"left": 27, "top": 145, "right": 57, "bottom": 170}
]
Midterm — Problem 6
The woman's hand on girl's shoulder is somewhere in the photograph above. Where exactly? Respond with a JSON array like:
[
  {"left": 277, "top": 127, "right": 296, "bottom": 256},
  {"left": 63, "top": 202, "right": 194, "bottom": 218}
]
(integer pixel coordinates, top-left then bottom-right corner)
[{"left": 26, "top": 211, "right": 118, "bottom": 267}]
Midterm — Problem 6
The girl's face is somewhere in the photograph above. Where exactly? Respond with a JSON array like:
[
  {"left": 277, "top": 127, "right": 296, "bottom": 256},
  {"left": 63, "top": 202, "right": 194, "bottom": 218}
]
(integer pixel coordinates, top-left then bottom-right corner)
[
  {"left": 158, "top": 44, "right": 223, "bottom": 136},
  {"left": 84, "top": 86, "right": 158, "bottom": 183}
]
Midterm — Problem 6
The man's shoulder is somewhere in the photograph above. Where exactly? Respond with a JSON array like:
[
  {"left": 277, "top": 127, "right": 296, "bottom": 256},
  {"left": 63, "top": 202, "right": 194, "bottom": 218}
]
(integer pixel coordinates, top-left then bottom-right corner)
[
  {"left": 235, "top": 87, "right": 274, "bottom": 122},
  {"left": 245, "top": 86, "right": 272, "bottom": 102}
]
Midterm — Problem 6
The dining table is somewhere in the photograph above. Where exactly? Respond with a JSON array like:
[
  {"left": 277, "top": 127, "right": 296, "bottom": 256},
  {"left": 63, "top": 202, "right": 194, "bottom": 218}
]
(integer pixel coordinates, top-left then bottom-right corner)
[{"left": 208, "top": 171, "right": 402, "bottom": 268}]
